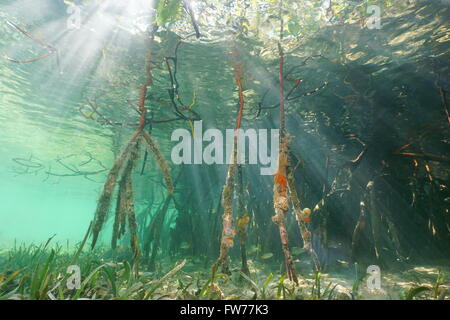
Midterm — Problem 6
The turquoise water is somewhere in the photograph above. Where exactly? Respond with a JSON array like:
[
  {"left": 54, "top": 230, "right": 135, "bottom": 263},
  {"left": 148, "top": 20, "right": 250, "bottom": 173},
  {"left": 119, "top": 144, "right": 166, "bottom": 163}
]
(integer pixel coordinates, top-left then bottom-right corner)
[{"left": 0, "top": 0, "right": 449, "bottom": 300}]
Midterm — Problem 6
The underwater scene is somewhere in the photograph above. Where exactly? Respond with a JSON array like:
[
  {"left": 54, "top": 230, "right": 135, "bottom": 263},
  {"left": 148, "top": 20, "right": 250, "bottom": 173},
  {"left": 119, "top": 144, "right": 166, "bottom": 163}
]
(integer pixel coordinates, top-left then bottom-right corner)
[{"left": 0, "top": 0, "right": 449, "bottom": 302}]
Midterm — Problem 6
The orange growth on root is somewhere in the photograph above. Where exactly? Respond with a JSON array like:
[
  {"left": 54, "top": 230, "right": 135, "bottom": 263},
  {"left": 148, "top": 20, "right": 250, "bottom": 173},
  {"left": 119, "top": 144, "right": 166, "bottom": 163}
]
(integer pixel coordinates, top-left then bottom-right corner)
[{"left": 274, "top": 172, "right": 287, "bottom": 194}]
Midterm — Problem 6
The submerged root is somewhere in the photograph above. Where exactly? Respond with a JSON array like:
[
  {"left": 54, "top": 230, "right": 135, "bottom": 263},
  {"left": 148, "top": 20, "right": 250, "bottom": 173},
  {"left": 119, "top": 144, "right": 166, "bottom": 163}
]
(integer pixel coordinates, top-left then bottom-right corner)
[
  {"left": 146, "top": 195, "right": 172, "bottom": 270},
  {"left": 92, "top": 127, "right": 174, "bottom": 253},
  {"left": 272, "top": 137, "right": 298, "bottom": 284},
  {"left": 109, "top": 137, "right": 141, "bottom": 255},
  {"left": 111, "top": 177, "right": 127, "bottom": 249},
  {"left": 214, "top": 39, "right": 245, "bottom": 276},
  {"left": 286, "top": 161, "right": 321, "bottom": 272},
  {"left": 236, "top": 165, "right": 250, "bottom": 276},
  {"left": 216, "top": 139, "right": 238, "bottom": 274},
  {"left": 142, "top": 130, "right": 174, "bottom": 195},
  {"left": 91, "top": 131, "right": 141, "bottom": 248},
  {"left": 125, "top": 172, "right": 139, "bottom": 258},
  {"left": 143, "top": 169, "right": 182, "bottom": 269},
  {"left": 90, "top": 29, "right": 174, "bottom": 259}
]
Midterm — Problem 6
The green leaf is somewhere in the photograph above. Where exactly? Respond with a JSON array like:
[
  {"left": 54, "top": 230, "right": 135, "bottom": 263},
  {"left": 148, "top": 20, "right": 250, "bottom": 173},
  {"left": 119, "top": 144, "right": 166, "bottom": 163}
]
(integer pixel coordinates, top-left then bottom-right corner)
[
  {"left": 277, "top": 273, "right": 286, "bottom": 299},
  {"left": 103, "top": 267, "right": 117, "bottom": 296},
  {"left": 0, "top": 269, "right": 22, "bottom": 291},
  {"left": 405, "top": 286, "right": 431, "bottom": 300},
  {"left": 263, "top": 273, "right": 274, "bottom": 292},
  {"left": 144, "top": 260, "right": 187, "bottom": 299},
  {"left": 72, "top": 263, "right": 108, "bottom": 300}
]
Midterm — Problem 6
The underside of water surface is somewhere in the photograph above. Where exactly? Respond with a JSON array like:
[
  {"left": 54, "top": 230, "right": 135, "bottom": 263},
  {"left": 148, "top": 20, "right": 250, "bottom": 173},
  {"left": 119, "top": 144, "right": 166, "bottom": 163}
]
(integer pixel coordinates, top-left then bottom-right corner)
[{"left": 0, "top": 0, "right": 449, "bottom": 300}]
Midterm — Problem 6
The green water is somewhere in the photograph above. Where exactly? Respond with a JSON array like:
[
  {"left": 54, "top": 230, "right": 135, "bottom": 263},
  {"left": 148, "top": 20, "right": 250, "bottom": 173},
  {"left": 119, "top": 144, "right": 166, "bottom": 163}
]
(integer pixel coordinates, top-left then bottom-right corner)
[{"left": 0, "top": 0, "right": 449, "bottom": 300}]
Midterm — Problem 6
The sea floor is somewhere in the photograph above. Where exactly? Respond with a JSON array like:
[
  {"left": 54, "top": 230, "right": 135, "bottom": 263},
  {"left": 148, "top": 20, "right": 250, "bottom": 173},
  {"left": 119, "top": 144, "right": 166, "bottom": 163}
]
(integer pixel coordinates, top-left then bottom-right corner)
[
  {"left": 157, "top": 258, "right": 450, "bottom": 300},
  {"left": 0, "top": 246, "right": 448, "bottom": 300}
]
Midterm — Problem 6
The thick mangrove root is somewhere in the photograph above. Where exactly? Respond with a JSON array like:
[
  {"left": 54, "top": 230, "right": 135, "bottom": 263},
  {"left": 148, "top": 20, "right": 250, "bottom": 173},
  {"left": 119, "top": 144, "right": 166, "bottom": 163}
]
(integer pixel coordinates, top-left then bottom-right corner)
[
  {"left": 91, "top": 132, "right": 141, "bottom": 248},
  {"left": 236, "top": 165, "right": 250, "bottom": 275},
  {"left": 125, "top": 160, "right": 140, "bottom": 258},
  {"left": 111, "top": 174, "right": 127, "bottom": 250},
  {"left": 91, "top": 129, "right": 172, "bottom": 251},
  {"left": 111, "top": 138, "right": 141, "bottom": 250},
  {"left": 214, "top": 39, "right": 245, "bottom": 275},
  {"left": 215, "top": 139, "right": 238, "bottom": 274},
  {"left": 142, "top": 130, "right": 174, "bottom": 195},
  {"left": 271, "top": 30, "right": 298, "bottom": 283},
  {"left": 272, "top": 137, "right": 298, "bottom": 284},
  {"left": 286, "top": 162, "right": 321, "bottom": 272},
  {"left": 91, "top": 29, "right": 174, "bottom": 254}
]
